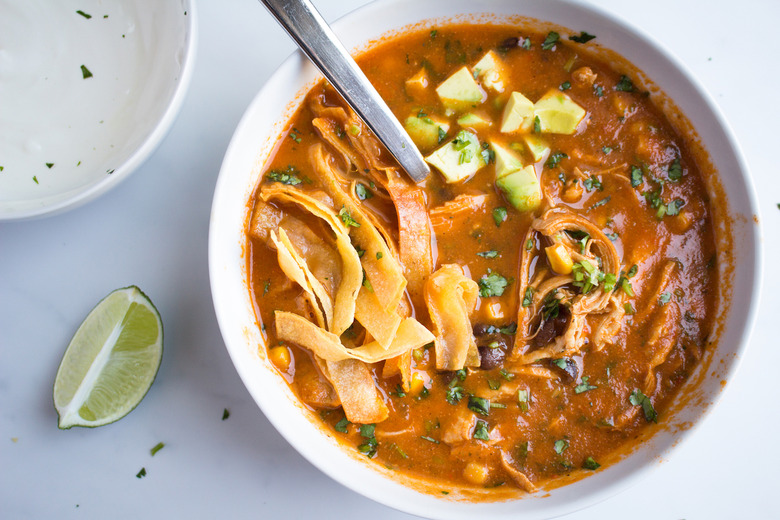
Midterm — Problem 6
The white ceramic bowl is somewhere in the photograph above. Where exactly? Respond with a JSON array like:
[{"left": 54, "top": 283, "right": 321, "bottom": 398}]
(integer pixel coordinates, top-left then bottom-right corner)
[
  {"left": 0, "top": 0, "right": 197, "bottom": 220},
  {"left": 209, "top": 0, "right": 761, "bottom": 517}
]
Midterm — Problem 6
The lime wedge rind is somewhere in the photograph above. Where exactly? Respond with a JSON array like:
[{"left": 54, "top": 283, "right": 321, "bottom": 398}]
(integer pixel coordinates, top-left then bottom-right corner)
[{"left": 53, "top": 286, "right": 163, "bottom": 429}]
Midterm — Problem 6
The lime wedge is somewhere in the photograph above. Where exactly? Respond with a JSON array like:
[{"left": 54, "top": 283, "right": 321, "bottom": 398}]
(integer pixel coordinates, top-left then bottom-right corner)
[{"left": 53, "top": 286, "right": 163, "bottom": 429}]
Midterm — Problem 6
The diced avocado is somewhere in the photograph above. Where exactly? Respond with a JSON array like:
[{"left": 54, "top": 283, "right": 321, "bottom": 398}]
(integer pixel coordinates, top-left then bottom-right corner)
[
  {"left": 472, "top": 51, "right": 506, "bottom": 93},
  {"left": 489, "top": 140, "right": 525, "bottom": 178},
  {"left": 456, "top": 112, "right": 492, "bottom": 128},
  {"left": 404, "top": 113, "right": 450, "bottom": 150},
  {"left": 521, "top": 134, "right": 551, "bottom": 163},
  {"left": 425, "top": 130, "right": 486, "bottom": 183},
  {"left": 533, "top": 90, "right": 586, "bottom": 134},
  {"left": 435, "top": 66, "right": 485, "bottom": 111},
  {"left": 405, "top": 68, "right": 429, "bottom": 97},
  {"left": 500, "top": 91, "right": 535, "bottom": 133},
  {"left": 495, "top": 165, "right": 541, "bottom": 212}
]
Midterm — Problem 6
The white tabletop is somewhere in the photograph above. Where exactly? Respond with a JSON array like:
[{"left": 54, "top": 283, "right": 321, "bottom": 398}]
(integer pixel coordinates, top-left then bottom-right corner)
[{"left": 2, "top": 0, "right": 777, "bottom": 518}]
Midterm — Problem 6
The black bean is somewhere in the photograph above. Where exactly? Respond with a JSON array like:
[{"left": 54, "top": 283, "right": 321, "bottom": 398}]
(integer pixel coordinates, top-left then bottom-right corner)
[{"left": 479, "top": 345, "right": 506, "bottom": 370}]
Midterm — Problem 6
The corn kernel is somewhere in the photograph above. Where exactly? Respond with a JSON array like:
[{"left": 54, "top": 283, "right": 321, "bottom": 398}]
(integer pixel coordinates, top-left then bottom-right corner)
[
  {"left": 463, "top": 461, "right": 489, "bottom": 485},
  {"left": 409, "top": 371, "right": 427, "bottom": 396},
  {"left": 545, "top": 243, "right": 574, "bottom": 274},
  {"left": 269, "top": 346, "right": 291, "bottom": 371},
  {"left": 405, "top": 68, "right": 429, "bottom": 97},
  {"left": 485, "top": 301, "right": 505, "bottom": 320}
]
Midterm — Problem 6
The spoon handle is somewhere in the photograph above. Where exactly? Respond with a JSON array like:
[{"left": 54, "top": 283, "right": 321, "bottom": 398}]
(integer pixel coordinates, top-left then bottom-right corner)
[{"left": 258, "top": 0, "right": 431, "bottom": 183}]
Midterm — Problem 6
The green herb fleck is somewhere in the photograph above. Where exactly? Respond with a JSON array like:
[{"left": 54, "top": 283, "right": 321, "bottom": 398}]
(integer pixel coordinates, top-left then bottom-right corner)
[
  {"left": 522, "top": 286, "right": 534, "bottom": 307},
  {"left": 517, "top": 389, "right": 530, "bottom": 411},
  {"left": 668, "top": 158, "right": 683, "bottom": 181},
  {"left": 150, "top": 442, "right": 165, "bottom": 456},
  {"left": 477, "top": 250, "right": 499, "bottom": 259},
  {"left": 554, "top": 439, "right": 569, "bottom": 455},
  {"left": 46, "top": 163, "right": 54, "bottom": 169},
  {"left": 593, "top": 84, "right": 604, "bottom": 97},
  {"left": 76, "top": 10, "right": 92, "bottom": 19},
  {"left": 222, "top": 408, "right": 230, "bottom": 420},
  {"left": 32, "top": 176, "right": 39, "bottom": 184},
  {"left": 420, "top": 435, "right": 439, "bottom": 444},
  {"left": 569, "top": 31, "right": 596, "bottom": 43},
  {"left": 468, "top": 396, "right": 491, "bottom": 416},
  {"left": 136, "top": 468, "right": 146, "bottom": 479},
  {"left": 80, "top": 65, "right": 93, "bottom": 79},
  {"left": 357, "top": 424, "right": 379, "bottom": 457},
  {"left": 266, "top": 165, "right": 303, "bottom": 185},
  {"left": 546, "top": 151, "right": 568, "bottom": 168},
  {"left": 559, "top": 81, "right": 571, "bottom": 91},
  {"left": 533, "top": 115, "right": 541, "bottom": 133},
  {"left": 541, "top": 31, "right": 560, "bottom": 50},
  {"left": 583, "top": 456, "right": 601, "bottom": 470},
  {"left": 335, "top": 417, "right": 350, "bottom": 433},
  {"left": 338, "top": 206, "right": 360, "bottom": 228},
  {"left": 574, "top": 376, "right": 597, "bottom": 394},
  {"left": 629, "top": 389, "right": 657, "bottom": 422},
  {"left": 478, "top": 270, "right": 509, "bottom": 297},
  {"left": 659, "top": 292, "right": 672, "bottom": 304},
  {"left": 473, "top": 420, "right": 490, "bottom": 441},
  {"left": 615, "top": 75, "right": 634, "bottom": 92},
  {"left": 492, "top": 207, "right": 507, "bottom": 227}
]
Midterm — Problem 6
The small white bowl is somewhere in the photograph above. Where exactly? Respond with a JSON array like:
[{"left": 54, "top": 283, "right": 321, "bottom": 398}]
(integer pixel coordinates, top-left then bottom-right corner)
[
  {"left": 210, "top": 0, "right": 761, "bottom": 517},
  {"left": 0, "top": 0, "right": 197, "bottom": 220}
]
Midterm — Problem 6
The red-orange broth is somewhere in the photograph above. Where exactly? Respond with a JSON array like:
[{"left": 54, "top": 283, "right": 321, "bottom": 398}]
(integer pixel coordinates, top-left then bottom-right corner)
[{"left": 245, "top": 23, "right": 718, "bottom": 494}]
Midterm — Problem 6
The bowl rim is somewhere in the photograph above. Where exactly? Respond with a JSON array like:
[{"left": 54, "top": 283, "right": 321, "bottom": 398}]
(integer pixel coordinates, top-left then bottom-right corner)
[
  {"left": 209, "top": 0, "right": 762, "bottom": 517},
  {"left": 0, "top": 0, "right": 199, "bottom": 221}
]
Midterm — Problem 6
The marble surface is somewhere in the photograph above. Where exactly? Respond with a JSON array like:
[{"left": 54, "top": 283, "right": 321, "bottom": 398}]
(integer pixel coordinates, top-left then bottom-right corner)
[{"left": 1, "top": 0, "right": 777, "bottom": 518}]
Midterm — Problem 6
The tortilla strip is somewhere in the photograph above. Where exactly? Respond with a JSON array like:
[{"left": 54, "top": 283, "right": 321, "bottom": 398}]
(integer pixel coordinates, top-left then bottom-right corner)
[
  {"left": 260, "top": 186, "right": 362, "bottom": 335},
  {"left": 274, "top": 311, "right": 434, "bottom": 364},
  {"left": 385, "top": 181, "right": 433, "bottom": 305},
  {"left": 424, "top": 264, "right": 480, "bottom": 370},
  {"left": 354, "top": 286, "right": 402, "bottom": 348},
  {"left": 272, "top": 228, "right": 334, "bottom": 328},
  {"left": 309, "top": 144, "right": 407, "bottom": 313},
  {"left": 325, "top": 359, "right": 388, "bottom": 424},
  {"left": 248, "top": 200, "right": 283, "bottom": 242}
]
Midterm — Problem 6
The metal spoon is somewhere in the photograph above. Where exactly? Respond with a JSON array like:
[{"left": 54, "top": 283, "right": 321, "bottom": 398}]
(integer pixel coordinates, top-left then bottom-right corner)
[{"left": 258, "top": 0, "right": 431, "bottom": 183}]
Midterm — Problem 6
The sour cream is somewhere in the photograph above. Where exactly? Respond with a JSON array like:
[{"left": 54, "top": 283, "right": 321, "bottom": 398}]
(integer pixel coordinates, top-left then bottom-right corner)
[{"left": 0, "top": 0, "right": 193, "bottom": 219}]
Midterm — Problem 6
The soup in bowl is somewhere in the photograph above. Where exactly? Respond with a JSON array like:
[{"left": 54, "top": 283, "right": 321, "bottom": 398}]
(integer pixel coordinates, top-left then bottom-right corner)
[{"left": 210, "top": 0, "right": 759, "bottom": 517}]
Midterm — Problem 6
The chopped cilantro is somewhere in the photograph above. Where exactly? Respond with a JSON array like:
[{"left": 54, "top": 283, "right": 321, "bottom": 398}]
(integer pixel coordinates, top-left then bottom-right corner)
[
  {"left": 46, "top": 163, "right": 54, "bottom": 169},
  {"left": 266, "top": 166, "right": 303, "bottom": 185},
  {"left": 533, "top": 115, "right": 541, "bottom": 133},
  {"left": 335, "top": 417, "right": 350, "bottom": 433},
  {"left": 80, "top": 65, "right": 93, "bottom": 79},
  {"left": 559, "top": 81, "right": 571, "bottom": 91},
  {"left": 338, "top": 206, "right": 360, "bottom": 227},
  {"left": 473, "top": 420, "right": 490, "bottom": 441},
  {"left": 591, "top": 196, "right": 611, "bottom": 209},
  {"left": 521, "top": 37, "right": 532, "bottom": 50},
  {"left": 593, "top": 84, "right": 604, "bottom": 97},
  {"left": 136, "top": 468, "right": 146, "bottom": 479},
  {"left": 477, "top": 250, "right": 499, "bottom": 258},
  {"left": 478, "top": 270, "right": 509, "bottom": 297},
  {"left": 583, "top": 176, "right": 603, "bottom": 192},
  {"left": 32, "top": 176, "right": 39, "bottom": 184},
  {"left": 222, "top": 408, "right": 230, "bottom": 420},
  {"left": 659, "top": 292, "right": 672, "bottom": 304},
  {"left": 666, "top": 199, "right": 684, "bottom": 216},
  {"left": 541, "top": 31, "right": 560, "bottom": 50},
  {"left": 602, "top": 146, "right": 613, "bottom": 154},
  {"left": 546, "top": 151, "right": 568, "bottom": 168},
  {"left": 76, "top": 10, "right": 92, "bottom": 19},
  {"left": 668, "top": 158, "right": 683, "bottom": 181},
  {"left": 150, "top": 442, "right": 165, "bottom": 456},
  {"left": 357, "top": 424, "right": 379, "bottom": 457},
  {"left": 446, "top": 383, "right": 465, "bottom": 405},
  {"left": 574, "top": 376, "right": 597, "bottom": 394},
  {"left": 569, "top": 31, "right": 596, "bottom": 43},
  {"left": 627, "top": 264, "right": 638, "bottom": 278},
  {"left": 583, "top": 457, "right": 601, "bottom": 470},
  {"left": 492, "top": 207, "right": 507, "bottom": 226},
  {"left": 615, "top": 75, "right": 634, "bottom": 92},
  {"left": 629, "top": 389, "right": 657, "bottom": 422},
  {"left": 522, "top": 286, "right": 534, "bottom": 307},
  {"left": 468, "top": 396, "right": 491, "bottom": 416},
  {"left": 355, "top": 183, "right": 373, "bottom": 200},
  {"left": 553, "top": 439, "right": 569, "bottom": 455}
]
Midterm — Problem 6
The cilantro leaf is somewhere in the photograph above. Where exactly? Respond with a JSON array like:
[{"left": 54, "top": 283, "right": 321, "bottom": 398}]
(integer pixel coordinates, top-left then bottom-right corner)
[
  {"left": 629, "top": 389, "right": 658, "bottom": 422},
  {"left": 478, "top": 271, "right": 509, "bottom": 297},
  {"left": 569, "top": 31, "right": 596, "bottom": 43}
]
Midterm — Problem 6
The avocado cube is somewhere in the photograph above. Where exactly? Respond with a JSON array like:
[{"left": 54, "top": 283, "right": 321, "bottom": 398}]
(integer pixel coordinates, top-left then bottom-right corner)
[
  {"left": 500, "top": 91, "right": 535, "bottom": 133},
  {"left": 404, "top": 113, "right": 450, "bottom": 150},
  {"left": 436, "top": 66, "right": 485, "bottom": 111},
  {"left": 521, "top": 134, "right": 551, "bottom": 163},
  {"left": 456, "top": 112, "right": 492, "bottom": 129},
  {"left": 472, "top": 50, "right": 506, "bottom": 93},
  {"left": 489, "top": 140, "right": 525, "bottom": 179},
  {"left": 425, "top": 130, "right": 486, "bottom": 183},
  {"left": 495, "top": 165, "right": 541, "bottom": 212},
  {"left": 533, "top": 90, "right": 586, "bottom": 134}
]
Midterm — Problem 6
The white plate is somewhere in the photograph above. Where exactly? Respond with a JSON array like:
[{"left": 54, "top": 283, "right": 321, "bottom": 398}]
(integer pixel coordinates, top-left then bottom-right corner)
[
  {"left": 210, "top": 0, "right": 761, "bottom": 517},
  {"left": 0, "top": 0, "right": 196, "bottom": 220}
]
